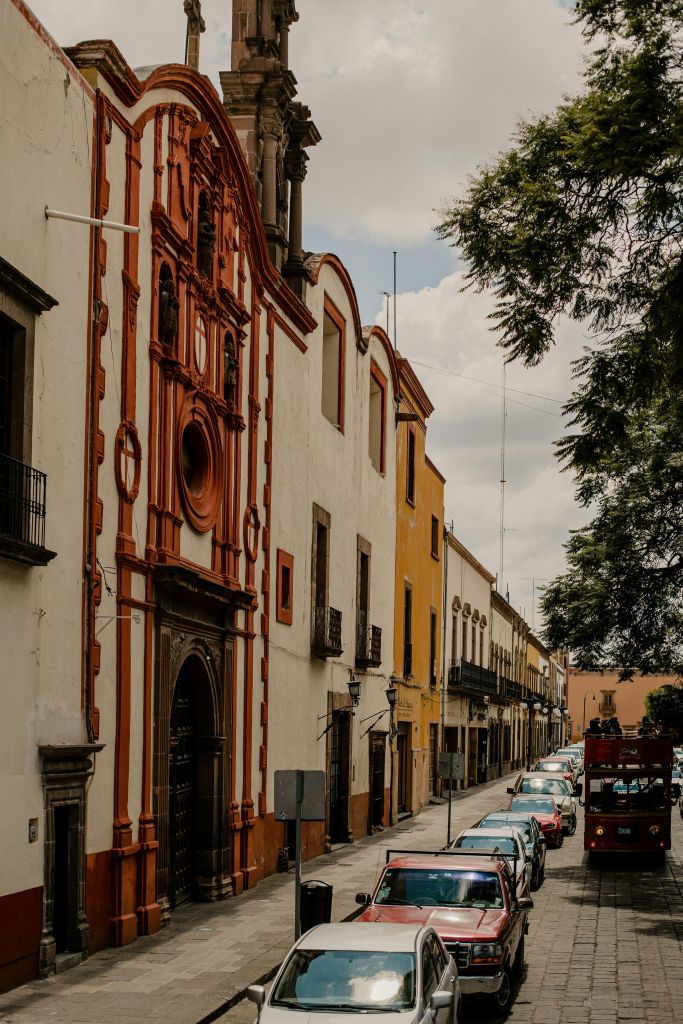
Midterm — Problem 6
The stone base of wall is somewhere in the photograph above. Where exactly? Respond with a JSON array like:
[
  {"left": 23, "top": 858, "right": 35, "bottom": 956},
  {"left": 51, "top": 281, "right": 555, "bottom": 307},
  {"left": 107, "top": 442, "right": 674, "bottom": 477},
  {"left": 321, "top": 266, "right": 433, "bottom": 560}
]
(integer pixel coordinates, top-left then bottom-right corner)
[{"left": 0, "top": 887, "right": 42, "bottom": 994}]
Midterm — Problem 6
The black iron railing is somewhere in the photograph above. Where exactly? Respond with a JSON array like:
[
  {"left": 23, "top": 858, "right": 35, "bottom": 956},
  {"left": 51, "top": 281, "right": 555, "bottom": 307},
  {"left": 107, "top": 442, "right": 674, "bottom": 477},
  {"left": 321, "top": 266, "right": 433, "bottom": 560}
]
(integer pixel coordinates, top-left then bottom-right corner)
[
  {"left": 0, "top": 452, "right": 48, "bottom": 549},
  {"left": 448, "top": 658, "right": 498, "bottom": 696},
  {"left": 312, "top": 605, "right": 343, "bottom": 657},
  {"left": 356, "top": 615, "right": 382, "bottom": 667},
  {"left": 501, "top": 677, "right": 523, "bottom": 701}
]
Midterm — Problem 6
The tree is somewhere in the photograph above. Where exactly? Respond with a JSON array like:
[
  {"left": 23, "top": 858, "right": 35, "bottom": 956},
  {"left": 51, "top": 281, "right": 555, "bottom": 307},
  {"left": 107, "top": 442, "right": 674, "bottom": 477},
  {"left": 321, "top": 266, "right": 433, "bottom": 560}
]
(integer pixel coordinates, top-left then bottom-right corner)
[
  {"left": 437, "top": 0, "right": 683, "bottom": 674},
  {"left": 645, "top": 685, "right": 683, "bottom": 738}
]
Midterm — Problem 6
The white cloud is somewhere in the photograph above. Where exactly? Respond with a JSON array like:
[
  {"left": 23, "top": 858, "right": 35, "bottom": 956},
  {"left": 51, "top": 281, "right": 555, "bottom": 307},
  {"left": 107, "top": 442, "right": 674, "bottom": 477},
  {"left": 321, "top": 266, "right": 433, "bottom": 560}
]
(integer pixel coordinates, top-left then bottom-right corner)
[{"left": 387, "top": 271, "right": 591, "bottom": 621}]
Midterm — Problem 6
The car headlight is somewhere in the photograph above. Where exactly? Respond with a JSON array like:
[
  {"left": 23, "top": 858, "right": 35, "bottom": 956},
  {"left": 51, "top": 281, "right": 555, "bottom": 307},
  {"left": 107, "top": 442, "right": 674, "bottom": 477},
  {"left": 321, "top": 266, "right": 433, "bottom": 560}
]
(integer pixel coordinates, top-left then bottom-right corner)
[
  {"left": 650, "top": 825, "right": 660, "bottom": 836},
  {"left": 472, "top": 943, "right": 503, "bottom": 958},
  {"left": 595, "top": 826, "right": 605, "bottom": 836}
]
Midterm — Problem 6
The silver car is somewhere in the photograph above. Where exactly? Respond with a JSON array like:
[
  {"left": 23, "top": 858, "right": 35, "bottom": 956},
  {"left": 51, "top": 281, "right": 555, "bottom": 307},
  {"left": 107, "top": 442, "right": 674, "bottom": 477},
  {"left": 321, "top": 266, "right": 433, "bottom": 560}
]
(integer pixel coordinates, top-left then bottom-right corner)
[
  {"left": 247, "top": 922, "right": 460, "bottom": 1023},
  {"left": 508, "top": 771, "right": 580, "bottom": 834}
]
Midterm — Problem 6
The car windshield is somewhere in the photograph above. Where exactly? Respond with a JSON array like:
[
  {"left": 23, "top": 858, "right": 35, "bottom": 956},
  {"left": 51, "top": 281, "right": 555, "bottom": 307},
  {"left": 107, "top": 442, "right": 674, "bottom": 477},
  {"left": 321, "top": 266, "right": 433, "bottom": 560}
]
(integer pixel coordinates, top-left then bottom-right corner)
[
  {"left": 375, "top": 867, "right": 504, "bottom": 909},
  {"left": 271, "top": 949, "right": 416, "bottom": 1011},
  {"left": 521, "top": 778, "right": 569, "bottom": 797},
  {"left": 537, "top": 761, "right": 571, "bottom": 773},
  {"left": 457, "top": 835, "right": 516, "bottom": 855},
  {"left": 511, "top": 797, "right": 556, "bottom": 814},
  {"left": 557, "top": 751, "right": 579, "bottom": 763},
  {"left": 481, "top": 817, "right": 532, "bottom": 842}
]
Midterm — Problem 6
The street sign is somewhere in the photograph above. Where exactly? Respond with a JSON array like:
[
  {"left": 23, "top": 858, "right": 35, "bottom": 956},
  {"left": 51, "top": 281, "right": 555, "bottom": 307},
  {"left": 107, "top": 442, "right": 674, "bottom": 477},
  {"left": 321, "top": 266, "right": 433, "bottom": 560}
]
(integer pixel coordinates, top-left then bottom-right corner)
[
  {"left": 438, "top": 752, "right": 465, "bottom": 781},
  {"left": 274, "top": 770, "right": 326, "bottom": 821},
  {"left": 274, "top": 770, "right": 327, "bottom": 941}
]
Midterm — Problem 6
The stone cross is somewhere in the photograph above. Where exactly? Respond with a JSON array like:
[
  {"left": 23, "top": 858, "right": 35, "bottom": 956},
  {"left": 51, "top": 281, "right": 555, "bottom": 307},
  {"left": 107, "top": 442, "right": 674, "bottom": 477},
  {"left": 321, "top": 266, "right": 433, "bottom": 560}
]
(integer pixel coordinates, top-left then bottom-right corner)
[{"left": 184, "top": 0, "right": 205, "bottom": 71}]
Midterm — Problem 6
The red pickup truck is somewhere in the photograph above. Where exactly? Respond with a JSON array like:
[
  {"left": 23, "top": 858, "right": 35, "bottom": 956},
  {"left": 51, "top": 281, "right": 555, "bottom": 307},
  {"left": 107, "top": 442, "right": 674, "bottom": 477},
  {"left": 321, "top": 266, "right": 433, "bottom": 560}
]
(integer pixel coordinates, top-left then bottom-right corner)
[{"left": 355, "top": 849, "right": 533, "bottom": 1013}]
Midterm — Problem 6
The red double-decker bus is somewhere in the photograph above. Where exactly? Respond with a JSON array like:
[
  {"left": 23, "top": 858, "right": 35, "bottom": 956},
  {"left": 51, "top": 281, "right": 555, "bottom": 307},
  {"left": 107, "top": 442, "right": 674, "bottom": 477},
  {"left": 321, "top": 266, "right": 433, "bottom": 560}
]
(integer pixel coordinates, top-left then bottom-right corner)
[{"left": 584, "top": 734, "right": 674, "bottom": 860}]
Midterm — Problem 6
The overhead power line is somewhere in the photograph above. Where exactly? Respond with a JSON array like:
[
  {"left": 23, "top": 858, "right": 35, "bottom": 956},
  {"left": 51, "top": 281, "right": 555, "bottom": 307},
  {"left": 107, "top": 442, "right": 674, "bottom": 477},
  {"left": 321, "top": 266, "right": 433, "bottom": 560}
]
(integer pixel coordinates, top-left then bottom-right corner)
[{"left": 406, "top": 358, "right": 564, "bottom": 417}]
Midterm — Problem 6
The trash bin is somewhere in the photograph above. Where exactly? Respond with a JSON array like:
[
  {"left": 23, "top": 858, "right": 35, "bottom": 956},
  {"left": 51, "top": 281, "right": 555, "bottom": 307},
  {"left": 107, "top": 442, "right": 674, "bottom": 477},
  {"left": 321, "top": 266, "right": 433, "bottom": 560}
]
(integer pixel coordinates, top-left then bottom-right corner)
[{"left": 299, "top": 879, "right": 333, "bottom": 933}]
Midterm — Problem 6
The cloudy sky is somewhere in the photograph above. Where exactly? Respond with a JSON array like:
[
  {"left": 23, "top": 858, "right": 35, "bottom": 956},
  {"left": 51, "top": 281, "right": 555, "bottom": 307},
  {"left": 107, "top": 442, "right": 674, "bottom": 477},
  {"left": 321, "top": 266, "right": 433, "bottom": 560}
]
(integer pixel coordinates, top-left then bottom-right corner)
[{"left": 30, "top": 0, "right": 593, "bottom": 629}]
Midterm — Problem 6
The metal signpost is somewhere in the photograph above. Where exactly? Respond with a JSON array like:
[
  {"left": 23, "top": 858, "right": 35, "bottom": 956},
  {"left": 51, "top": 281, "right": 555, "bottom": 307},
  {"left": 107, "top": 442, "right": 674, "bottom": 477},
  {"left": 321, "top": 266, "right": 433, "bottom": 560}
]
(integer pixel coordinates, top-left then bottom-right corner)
[
  {"left": 274, "top": 769, "right": 326, "bottom": 938},
  {"left": 438, "top": 752, "right": 465, "bottom": 846}
]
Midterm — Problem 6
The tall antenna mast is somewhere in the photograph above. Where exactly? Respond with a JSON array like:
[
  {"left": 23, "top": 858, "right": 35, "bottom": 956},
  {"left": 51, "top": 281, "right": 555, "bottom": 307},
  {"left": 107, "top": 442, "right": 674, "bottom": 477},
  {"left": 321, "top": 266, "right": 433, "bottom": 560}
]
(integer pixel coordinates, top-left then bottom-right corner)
[
  {"left": 393, "top": 251, "right": 397, "bottom": 351},
  {"left": 499, "top": 362, "right": 507, "bottom": 586}
]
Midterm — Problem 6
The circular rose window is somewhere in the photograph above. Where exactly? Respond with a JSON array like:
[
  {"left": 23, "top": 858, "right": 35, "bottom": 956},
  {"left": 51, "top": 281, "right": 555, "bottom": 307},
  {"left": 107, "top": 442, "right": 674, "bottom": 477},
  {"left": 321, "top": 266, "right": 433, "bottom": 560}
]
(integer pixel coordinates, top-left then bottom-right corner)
[{"left": 177, "top": 404, "right": 222, "bottom": 532}]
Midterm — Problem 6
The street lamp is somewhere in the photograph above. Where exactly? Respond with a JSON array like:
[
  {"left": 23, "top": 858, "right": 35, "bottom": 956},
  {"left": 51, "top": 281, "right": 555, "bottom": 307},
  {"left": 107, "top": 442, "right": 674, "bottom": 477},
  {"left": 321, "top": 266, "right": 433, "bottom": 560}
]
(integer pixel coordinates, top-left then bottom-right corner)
[
  {"left": 387, "top": 678, "right": 400, "bottom": 827},
  {"left": 544, "top": 702, "right": 556, "bottom": 754},
  {"left": 558, "top": 704, "right": 567, "bottom": 747},
  {"left": 582, "top": 692, "right": 597, "bottom": 735},
  {"left": 521, "top": 698, "right": 543, "bottom": 771}
]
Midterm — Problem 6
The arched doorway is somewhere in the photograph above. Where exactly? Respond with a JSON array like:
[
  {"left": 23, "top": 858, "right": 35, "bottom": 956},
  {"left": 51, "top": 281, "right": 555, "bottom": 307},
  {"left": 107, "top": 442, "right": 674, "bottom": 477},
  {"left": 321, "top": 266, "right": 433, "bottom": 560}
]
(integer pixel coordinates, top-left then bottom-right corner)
[{"left": 168, "top": 653, "right": 218, "bottom": 909}]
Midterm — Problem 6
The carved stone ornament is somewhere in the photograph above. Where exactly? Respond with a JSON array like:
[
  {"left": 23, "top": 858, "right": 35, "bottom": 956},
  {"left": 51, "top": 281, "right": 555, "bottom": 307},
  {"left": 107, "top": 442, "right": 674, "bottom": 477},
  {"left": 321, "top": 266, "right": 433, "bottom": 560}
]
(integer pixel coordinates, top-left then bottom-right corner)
[
  {"left": 114, "top": 421, "right": 142, "bottom": 503},
  {"left": 159, "top": 278, "right": 180, "bottom": 348},
  {"left": 243, "top": 504, "right": 261, "bottom": 564},
  {"left": 197, "top": 210, "right": 216, "bottom": 278},
  {"left": 224, "top": 333, "right": 239, "bottom": 407}
]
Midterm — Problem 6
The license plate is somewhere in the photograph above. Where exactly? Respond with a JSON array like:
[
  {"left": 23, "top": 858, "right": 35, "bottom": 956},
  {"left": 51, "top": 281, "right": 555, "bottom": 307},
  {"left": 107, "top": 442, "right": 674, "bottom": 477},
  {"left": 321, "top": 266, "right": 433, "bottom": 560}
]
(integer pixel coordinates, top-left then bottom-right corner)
[{"left": 617, "top": 827, "right": 632, "bottom": 836}]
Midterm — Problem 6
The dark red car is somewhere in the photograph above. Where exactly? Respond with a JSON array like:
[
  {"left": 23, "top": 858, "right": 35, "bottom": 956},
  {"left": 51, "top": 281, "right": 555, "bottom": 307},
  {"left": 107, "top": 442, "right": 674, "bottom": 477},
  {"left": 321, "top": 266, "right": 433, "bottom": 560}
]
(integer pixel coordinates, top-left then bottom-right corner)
[{"left": 507, "top": 795, "right": 563, "bottom": 848}]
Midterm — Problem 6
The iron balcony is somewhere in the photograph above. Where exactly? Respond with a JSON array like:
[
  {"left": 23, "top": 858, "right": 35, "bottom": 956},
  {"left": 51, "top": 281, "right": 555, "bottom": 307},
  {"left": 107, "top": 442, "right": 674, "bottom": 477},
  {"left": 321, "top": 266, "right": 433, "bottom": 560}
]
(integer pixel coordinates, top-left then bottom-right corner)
[
  {"left": 0, "top": 452, "right": 56, "bottom": 565},
  {"left": 448, "top": 658, "right": 498, "bottom": 696},
  {"left": 312, "top": 605, "right": 343, "bottom": 658}
]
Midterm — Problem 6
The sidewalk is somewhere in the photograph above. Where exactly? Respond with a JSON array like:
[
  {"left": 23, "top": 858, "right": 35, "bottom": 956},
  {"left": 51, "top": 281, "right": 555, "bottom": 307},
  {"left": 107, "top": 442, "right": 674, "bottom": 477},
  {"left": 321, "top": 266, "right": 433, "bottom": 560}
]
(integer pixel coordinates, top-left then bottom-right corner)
[{"left": 0, "top": 776, "right": 514, "bottom": 1024}]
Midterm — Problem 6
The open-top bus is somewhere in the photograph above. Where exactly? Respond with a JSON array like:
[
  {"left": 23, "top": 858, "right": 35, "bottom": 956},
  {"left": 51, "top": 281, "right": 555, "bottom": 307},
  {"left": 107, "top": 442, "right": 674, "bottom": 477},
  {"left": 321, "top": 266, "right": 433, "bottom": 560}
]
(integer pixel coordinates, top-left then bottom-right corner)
[{"left": 584, "top": 734, "right": 674, "bottom": 859}]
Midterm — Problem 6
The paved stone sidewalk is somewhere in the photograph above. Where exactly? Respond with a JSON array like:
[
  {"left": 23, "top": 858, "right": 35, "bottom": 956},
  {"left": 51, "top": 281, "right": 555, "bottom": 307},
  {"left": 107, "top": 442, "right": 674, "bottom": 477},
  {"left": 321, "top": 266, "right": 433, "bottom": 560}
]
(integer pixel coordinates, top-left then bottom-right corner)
[{"left": 0, "top": 776, "right": 513, "bottom": 1024}]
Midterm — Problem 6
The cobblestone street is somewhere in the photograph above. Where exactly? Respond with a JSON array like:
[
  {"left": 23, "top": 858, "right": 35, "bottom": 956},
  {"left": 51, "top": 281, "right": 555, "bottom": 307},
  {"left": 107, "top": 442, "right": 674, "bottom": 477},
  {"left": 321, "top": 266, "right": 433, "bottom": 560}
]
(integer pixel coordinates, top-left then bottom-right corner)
[{"left": 2, "top": 774, "right": 683, "bottom": 1024}]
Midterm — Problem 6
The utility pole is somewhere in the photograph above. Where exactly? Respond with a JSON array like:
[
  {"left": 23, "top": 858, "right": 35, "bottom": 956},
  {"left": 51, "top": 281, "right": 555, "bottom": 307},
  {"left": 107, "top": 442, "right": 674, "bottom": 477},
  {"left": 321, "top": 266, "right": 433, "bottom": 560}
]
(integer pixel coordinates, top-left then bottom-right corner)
[{"left": 499, "top": 363, "right": 506, "bottom": 586}]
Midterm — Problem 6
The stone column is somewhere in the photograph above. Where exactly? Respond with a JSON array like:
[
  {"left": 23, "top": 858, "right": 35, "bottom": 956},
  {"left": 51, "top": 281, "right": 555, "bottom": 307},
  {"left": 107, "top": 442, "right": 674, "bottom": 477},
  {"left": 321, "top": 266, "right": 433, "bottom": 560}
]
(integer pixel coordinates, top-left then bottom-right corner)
[
  {"left": 285, "top": 148, "right": 307, "bottom": 268},
  {"left": 260, "top": 116, "right": 280, "bottom": 230}
]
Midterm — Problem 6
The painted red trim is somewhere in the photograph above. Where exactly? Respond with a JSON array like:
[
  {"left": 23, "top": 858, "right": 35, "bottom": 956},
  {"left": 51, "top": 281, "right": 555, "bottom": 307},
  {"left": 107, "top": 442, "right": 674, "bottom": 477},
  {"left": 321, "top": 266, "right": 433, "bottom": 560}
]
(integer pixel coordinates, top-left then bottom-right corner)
[
  {"left": 370, "top": 360, "right": 387, "bottom": 475},
  {"left": 274, "top": 310, "right": 307, "bottom": 353},
  {"left": 275, "top": 549, "right": 294, "bottom": 626},
  {"left": 323, "top": 294, "right": 346, "bottom": 434},
  {"left": 364, "top": 324, "right": 400, "bottom": 402},
  {"left": 307, "top": 253, "right": 362, "bottom": 352}
]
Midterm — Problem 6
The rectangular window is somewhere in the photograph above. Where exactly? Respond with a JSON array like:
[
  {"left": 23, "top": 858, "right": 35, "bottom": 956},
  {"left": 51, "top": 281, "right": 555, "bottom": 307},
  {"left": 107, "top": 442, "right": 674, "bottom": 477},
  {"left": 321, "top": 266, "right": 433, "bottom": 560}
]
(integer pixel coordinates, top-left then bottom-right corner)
[
  {"left": 480, "top": 630, "right": 484, "bottom": 667},
  {"left": 451, "top": 613, "right": 458, "bottom": 661},
  {"left": 0, "top": 320, "right": 13, "bottom": 456},
  {"left": 406, "top": 427, "right": 416, "bottom": 504},
  {"left": 276, "top": 549, "right": 294, "bottom": 625},
  {"left": 471, "top": 623, "right": 477, "bottom": 664},
  {"left": 368, "top": 362, "right": 386, "bottom": 473},
  {"left": 403, "top": 583, "right": 413, "bottom": 677},
  {"left": 462, "top": 617, "right": 468, "bottom": 661},
  {"left": 429, "top": 608, "right": 437, "bottom": 688},
  {"left": 431, "top": 515, "right": 439, "bottom": 559},
  {"left": 321, "top": 297, "right": 345, "bottom": 430}
]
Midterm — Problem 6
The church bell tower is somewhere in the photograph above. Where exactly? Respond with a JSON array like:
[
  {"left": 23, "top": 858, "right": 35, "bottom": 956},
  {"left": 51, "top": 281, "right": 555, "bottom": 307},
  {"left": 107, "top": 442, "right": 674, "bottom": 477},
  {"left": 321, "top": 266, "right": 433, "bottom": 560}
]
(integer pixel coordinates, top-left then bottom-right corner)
[{"left": 221, "top": 0, "right": 320, "bottom": 293}]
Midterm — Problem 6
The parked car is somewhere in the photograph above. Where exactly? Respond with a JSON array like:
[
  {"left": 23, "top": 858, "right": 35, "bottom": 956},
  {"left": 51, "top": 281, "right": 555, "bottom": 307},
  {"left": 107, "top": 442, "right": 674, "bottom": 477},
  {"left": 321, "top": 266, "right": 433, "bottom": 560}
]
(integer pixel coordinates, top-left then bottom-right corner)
[
  {"left": 507, "top": 795, "right": 564, "bottom": 847},
  {"left": 355, "top": 850, "right": 532, "bottom": 1014},
  {"left": 476, "top": 811, "right": 547, "bottom": 890},
  {"left": 671, "top": 769, "right": 682, "bottom": 802},
  {"left": 246, "top": 922, "right": 460, "bottom": 1022},
  {"left": 508, "top": 771, "right": 580, "bottom": 834},
  {"left": 532, "top": 757, "right": 577, "bottom": 785},
  {"left": 555, "top": 748, "right": 584, "bottom": 775},
  {"left": 446, "top": 828, "right": 531, "bottom": 900}
]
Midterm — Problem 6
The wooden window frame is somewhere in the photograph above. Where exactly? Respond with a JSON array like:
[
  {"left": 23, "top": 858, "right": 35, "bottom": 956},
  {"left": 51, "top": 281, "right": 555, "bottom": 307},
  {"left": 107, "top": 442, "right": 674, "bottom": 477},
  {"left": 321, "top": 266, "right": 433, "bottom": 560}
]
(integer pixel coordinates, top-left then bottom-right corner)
[
  {"left": 276, "top": 549, "right": 294, "bottom": 625},
  {"left": 369, "top": 360, "right": 387, "bottom": 474},
  {"left": 430, "top": 514, "right": 439, "bottom": 559},
  {"left": 322, "top": 295, "right": 346, "bottom": 432},
  {"left": 406, "top": 425, "right": 416, "bottom": 506}
]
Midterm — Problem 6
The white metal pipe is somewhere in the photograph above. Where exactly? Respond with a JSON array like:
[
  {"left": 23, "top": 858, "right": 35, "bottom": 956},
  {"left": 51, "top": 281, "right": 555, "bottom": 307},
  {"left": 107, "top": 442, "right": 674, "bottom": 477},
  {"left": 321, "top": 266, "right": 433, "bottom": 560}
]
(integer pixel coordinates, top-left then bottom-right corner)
[{"left": 45, "top": 207, "right": 140, "bottom": 235}]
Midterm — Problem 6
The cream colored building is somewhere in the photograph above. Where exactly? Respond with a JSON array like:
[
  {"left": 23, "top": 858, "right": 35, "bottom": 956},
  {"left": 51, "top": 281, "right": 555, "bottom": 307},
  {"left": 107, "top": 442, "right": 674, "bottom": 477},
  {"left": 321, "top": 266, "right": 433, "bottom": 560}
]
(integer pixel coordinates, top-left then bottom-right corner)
[
  {"left": 268, "top": 258, "right": 399, "bottom": 859},
  {"left": 0, "top": 0, "right": 96, "bottom": 989}
]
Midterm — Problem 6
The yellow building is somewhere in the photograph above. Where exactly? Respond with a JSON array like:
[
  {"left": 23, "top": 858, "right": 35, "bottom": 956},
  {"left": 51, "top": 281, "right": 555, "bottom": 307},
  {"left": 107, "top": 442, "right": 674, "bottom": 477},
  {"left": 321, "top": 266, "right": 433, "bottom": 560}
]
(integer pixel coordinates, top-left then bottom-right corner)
[{"left": 392, "top": 358, "right": 445, "bottom": 818}]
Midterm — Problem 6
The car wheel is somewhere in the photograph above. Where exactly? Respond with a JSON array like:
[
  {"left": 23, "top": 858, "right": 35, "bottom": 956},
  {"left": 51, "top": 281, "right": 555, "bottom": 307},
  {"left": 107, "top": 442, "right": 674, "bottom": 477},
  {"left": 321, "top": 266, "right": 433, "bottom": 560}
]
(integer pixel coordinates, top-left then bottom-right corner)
[
  {"left": 490, "top": 965, "right": 513, "bottom": 1013},
  {"left": 556, "top": 830, "right": 564, "bottom": 848},
  {"left": 530, "top": 866, "right": 539, "bottom": 891},
  {"left": 538, "top": 862, "right": 545, "bottom": 885},
  {"left": 512, "top": 935, "right": 525, "bottom": 978},
  {"left": 566, "top": 814, "right": 577, "bottom": 836}
]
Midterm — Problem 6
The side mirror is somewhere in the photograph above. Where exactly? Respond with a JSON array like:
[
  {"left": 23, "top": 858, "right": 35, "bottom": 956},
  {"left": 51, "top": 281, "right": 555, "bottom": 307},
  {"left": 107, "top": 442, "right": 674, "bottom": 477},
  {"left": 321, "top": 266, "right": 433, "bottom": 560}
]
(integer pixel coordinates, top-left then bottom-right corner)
[
  {"left": 506, "top": 787, "right": 515, "bottom": 795},
  {"left": 430, "top": 991, "right": 453, "bottom": 1019},
  {"left": 247, "top": 986, "right": 266, "bottom": 1014},
  {"left": 516, "top": 897, "right": 534, "bottom": 912},
  {"left": 573, "top": 784, "right": 583, "bottom": 797},
  {"left": 355, "top": 892, "right": 372, "bottom": 905}
]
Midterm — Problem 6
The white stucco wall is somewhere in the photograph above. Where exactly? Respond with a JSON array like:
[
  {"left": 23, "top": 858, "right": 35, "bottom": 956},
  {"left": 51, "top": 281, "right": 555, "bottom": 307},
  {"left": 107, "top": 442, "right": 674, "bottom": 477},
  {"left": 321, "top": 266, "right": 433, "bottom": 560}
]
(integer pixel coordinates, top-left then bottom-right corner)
[
  {"left": 268, "top": 262, "right": 397, "bottom": 817},
  {"left": 0, "top": 0, "right": 94, "bottom": 897}
]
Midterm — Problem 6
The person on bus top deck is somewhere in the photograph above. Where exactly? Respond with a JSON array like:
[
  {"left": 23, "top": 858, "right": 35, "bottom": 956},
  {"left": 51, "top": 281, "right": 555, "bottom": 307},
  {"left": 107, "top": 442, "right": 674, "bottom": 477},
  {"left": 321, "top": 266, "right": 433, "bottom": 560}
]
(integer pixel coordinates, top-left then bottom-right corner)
[
  {"left": 639, "top": 716, "right": 654, "bottom": 736},
  {"left": 587, "top": 717, "right": 602, "bottom": 735}
]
